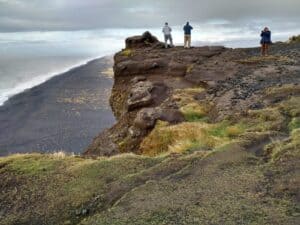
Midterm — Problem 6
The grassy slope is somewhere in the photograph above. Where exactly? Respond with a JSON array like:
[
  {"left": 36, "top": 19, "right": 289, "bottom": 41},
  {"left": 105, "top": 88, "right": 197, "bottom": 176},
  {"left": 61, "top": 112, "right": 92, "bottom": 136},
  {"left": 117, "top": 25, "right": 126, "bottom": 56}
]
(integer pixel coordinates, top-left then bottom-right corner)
[
  {"left": 0, "top": 154, "right": 162, "bottom": 225},
  {"left": 0, "top": 95, "right": 299, "bottom": 224},
  {"left": 80, "top": 95, "right": 300, "bottom": 225}
]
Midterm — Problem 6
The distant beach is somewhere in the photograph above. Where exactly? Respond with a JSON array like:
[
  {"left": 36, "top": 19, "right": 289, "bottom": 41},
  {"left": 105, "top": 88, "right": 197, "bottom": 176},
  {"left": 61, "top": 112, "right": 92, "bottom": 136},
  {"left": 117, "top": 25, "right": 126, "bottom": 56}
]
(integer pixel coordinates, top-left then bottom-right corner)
[
  {"left": 0, "top": 56, "right": 103, "bottom": 106},
  {"left": 0, "top": 57, "right": 116, "bottom": 156}
]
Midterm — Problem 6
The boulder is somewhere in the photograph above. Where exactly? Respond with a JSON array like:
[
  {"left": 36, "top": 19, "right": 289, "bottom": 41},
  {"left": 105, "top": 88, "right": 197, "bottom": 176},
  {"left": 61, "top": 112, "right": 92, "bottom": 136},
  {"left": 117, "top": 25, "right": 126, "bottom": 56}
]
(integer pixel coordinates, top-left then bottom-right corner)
[
  {"left": 125, "top": 31, "right": 160, "bottom": 49},
  {"left": 127, "top": 81, "right": 154, "bottom": 111},
  {"left": 133, "top": 108, "right": 184, "bottom": 130},
  {"left": 185, "top": 62, "right": 238, "bottom": 86},
  {"left": 85, "top": 129, "right": 119, "bottom": 156},
  {"left": 114, "top": 59, "right": 168, "bottom": 77},
  {"left": 167, "top": 61, "right": 188, "bottom": 77},
  {"left": 157, "top": 109, "right": 185, "bottom": 123},
  {"left": 133, "top": 108, "right": 159, "bottom": 129},
  {"left": 131, "top": 76, "right": 147, "bottom": 84}
]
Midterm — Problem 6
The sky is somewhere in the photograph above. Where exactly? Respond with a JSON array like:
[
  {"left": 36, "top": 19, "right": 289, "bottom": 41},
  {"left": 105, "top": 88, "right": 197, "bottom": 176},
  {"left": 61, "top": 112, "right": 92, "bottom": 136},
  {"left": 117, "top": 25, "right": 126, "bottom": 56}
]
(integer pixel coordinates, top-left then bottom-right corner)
[{"left": 0, "top": 0, "right": 300, "bottom": 32}]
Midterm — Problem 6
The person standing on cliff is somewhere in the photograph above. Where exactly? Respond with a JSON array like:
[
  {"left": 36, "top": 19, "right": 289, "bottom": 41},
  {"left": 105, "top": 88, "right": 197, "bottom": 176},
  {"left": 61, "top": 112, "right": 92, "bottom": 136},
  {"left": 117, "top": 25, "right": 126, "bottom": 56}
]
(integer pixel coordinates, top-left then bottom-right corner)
[
  {"left": 162, "top": 22, "right": 174, "bottom": 48},
  {"left": 183, "top": 22, "right": 193, "bottom": 48},
  {"left": 260, "top": 27, "right": 272, "bottom": 56}
]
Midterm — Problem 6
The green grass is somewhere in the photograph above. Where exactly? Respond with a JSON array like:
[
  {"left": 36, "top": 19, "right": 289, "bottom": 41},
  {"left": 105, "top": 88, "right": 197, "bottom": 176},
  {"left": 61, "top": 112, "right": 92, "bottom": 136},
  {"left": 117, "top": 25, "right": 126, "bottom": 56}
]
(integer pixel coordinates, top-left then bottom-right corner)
[
  {"left": 0, "top": 153, "right": 161, "bottom": 225},
  {"left": 208, "top": 121, "right": 230, "bottom": 137},
  {"left": 141, "top": 126, "right": 174, "bottom": 156},
  {"left": 246, "top": 107, "right": 286, "bottom": 132},
  {"left": 184, "top": 140, "right": 207, "bottom": 152},
  {"left": 289, "top": 117, "right": 300, "bottom": 131},
  {"left": 264, "top": 128, "right": 300, "bottom": 163},
  {"left": 0, "top": 153, "right": 63, "bottom": 175},
  {"left": 208, "top": 121, "right": 247, "bottom": 138},
  {"left": 79, "top": 145, "right": 299, "bottom": 225},
  {"left": 1, "top": 128, "right": 299, "bottom": 225},
  {"left": 183, "top": 112, "right": 209, "bottom": 122},
  {"left": 280, "top": 97, "right": 300, "bottom": 117},
  {"left": 1, "top": 85, "right": 300, "bottom": 225},
  {"left": 180, "top": 103, "right": 208, "bottom": 122}
]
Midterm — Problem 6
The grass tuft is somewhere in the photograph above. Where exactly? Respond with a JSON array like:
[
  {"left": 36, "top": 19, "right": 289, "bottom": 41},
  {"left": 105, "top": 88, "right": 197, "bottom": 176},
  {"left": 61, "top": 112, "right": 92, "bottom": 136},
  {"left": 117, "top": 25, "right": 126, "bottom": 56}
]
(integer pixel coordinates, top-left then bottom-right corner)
[
  {"left": 2, "top": 154, "right": 61, "bottom": 175},
  {"left": 266, "top": 129, "right": 300, "bottom": 163},
  {"left": 140, "top": 121, "right": 233, "bottom": 156},
  {"left": 180, "top": 103, "right": 208, "bottom": 122},
  {"left": 121, "top": 49, "right": 134, "bottom": 57},
  {"left": 208, "top": 121, "right": 246, "bottom": 138},
  {"left": 186, "top": 64, "right": 194, "bottom": 73},
  {"left": 265, "top": 84, "right": 300, "bottom": 97},
  {"left": 289, "top": 117, "right": 300, "bottom": 131},
  {"left": 280, "top": 97, "right": 300, "bottom": 117}
]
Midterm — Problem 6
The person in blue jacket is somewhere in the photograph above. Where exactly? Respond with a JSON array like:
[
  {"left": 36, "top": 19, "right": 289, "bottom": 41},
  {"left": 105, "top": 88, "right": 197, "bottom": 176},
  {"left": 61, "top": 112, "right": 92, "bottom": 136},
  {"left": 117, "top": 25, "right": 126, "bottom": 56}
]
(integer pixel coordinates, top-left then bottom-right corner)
[
  {"left": 260, "top": 27, "right": 272, "bottom": 56},
  {"left": 183, "top": 22, "right": 193, "bottom": 48}
]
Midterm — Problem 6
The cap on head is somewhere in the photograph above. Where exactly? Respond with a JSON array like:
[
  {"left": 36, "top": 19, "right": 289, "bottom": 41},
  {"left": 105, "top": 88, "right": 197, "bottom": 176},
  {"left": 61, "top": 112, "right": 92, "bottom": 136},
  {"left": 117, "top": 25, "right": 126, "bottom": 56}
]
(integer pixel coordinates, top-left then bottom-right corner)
[{"left": 165, "top": 22, "right": 168, "bottom": 25}]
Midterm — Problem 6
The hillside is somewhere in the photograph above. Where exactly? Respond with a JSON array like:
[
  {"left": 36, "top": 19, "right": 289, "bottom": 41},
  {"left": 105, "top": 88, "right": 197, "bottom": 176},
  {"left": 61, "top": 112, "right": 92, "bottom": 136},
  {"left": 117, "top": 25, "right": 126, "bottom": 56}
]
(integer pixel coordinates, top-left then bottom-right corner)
[{"left": 0, "top": 32, "right": 300, "bottom": 225}]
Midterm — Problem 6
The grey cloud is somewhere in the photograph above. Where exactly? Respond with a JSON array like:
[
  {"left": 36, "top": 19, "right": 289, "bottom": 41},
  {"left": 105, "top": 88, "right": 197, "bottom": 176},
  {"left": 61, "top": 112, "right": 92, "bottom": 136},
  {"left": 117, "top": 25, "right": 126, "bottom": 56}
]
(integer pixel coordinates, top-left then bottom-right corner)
[{"left": 0, "top": 0, "right": 299, "bottom": 32}]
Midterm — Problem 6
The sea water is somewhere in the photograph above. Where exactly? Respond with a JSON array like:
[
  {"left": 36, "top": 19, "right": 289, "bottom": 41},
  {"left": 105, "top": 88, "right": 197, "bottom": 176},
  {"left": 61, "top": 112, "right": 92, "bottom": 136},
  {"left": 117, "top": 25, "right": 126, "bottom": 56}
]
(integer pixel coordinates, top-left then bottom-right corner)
[{"left": 0, "top": 30, "right": 124, "bottom": 105}]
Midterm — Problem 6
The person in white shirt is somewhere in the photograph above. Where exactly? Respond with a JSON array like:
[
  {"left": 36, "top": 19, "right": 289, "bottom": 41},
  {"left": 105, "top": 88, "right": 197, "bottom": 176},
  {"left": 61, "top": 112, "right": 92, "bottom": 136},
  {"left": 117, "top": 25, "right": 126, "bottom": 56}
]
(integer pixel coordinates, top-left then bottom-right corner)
[{"left": 162, "top": 22, "right": 174, "bottom": 48}]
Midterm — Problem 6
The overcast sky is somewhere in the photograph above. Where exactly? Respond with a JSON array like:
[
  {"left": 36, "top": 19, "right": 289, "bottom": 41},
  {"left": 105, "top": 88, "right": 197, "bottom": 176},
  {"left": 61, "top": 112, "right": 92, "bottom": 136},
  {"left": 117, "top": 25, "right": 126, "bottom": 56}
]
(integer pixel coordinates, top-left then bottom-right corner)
[{"left": 0, "top": 0, "right": 300, "bottom": 32}]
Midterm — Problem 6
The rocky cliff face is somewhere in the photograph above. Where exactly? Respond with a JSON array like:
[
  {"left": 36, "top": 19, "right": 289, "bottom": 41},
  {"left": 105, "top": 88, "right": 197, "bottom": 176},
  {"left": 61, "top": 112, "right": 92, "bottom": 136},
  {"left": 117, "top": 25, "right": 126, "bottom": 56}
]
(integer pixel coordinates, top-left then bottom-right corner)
[{"left": 85, "top": 32, "right": 300, "bottom": 156}]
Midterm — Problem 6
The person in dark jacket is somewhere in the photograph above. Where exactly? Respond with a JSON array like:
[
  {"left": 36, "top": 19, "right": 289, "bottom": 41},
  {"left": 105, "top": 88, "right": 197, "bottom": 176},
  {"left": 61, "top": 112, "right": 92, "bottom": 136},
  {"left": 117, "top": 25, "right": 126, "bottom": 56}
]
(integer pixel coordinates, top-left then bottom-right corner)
[
  {"left": 183, "top": 22, "right": 193, "bottom": 48},
  {"left": 260, "top": 27, "right": 272, "bottom": 56}
]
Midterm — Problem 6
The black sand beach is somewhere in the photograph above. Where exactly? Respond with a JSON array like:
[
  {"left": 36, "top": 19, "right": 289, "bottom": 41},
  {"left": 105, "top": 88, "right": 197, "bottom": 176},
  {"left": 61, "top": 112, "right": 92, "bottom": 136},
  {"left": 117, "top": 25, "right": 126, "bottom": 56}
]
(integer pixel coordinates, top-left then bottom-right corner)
[{"left": 0, "top": 57, "right": 115, "bottom": 156}]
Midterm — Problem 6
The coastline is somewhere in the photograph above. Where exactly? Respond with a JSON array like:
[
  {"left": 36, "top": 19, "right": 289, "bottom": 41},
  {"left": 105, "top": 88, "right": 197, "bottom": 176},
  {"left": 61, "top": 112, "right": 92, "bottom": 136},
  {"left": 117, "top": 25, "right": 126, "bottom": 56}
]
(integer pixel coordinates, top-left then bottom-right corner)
[
  {"left": 0, "top": 56, "right": 113, "bottom": 106},
  {"left": 0, "top": 56, "right": 116, "bottom": 156}
]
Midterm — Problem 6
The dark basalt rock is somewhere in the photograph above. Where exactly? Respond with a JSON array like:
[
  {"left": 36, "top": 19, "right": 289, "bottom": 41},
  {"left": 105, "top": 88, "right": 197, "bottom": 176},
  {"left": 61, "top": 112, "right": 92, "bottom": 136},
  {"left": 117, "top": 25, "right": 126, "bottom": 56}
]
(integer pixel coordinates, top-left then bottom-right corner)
[
  {"left": 125, "top": 31, "right": 160, "bottom": 49},
  {"left": 127, "top": 81, "right": 154, "bottom": 111},
  {"left": 133, "top": 108, "right": 184, "bottom": 130},
  {"left": 85, "top": 32, "right": 300, "bottom": 156},
  {"left": 157, "top": 108, "right": 184, "bottom": 124},
  {"left": 131, "top": 76, "right": 147, "bottom": 84},
  {"left": 133, "top": 108, "right": 158, "bottom": 130}
]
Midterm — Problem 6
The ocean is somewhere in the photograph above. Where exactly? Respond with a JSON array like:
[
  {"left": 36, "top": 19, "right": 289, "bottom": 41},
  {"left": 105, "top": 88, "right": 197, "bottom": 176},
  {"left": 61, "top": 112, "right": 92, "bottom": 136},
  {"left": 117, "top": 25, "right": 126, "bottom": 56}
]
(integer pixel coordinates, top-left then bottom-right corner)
[{"left": 0, "top": 30, "right": 124, "bottom": 105}]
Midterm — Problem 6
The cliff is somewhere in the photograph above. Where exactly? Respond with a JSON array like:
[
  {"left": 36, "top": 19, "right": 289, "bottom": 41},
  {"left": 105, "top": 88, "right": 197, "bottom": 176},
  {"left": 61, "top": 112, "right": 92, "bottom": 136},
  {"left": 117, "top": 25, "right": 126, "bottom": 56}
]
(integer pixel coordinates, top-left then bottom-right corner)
[
  {"left": 85, "top": 31, "right": 300, "bottom": 157},
  {"left": 0, "top": 32, "right": 299, "bottom": 225}
]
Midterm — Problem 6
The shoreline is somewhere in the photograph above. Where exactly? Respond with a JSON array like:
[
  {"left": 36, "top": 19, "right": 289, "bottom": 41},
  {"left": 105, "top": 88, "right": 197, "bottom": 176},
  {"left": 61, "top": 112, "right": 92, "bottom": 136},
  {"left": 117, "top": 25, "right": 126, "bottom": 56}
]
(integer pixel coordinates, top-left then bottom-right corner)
[
  {"left": 0, "top": 56, "right": 116, "bottom": 156},
  {"left": 0, "top": 55, "right": 113, "bottom": 107}
]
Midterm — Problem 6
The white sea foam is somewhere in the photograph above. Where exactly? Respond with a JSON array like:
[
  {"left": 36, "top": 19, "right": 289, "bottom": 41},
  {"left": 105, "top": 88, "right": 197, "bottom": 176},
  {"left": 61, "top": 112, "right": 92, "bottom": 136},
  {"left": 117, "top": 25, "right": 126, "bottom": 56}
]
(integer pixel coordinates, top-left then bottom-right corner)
[
  {"left": 0, "top": 58, "right": 97, "bottom": 105},
  {"left": 0, "top": 30, "right": 124, "bottom": 106}
]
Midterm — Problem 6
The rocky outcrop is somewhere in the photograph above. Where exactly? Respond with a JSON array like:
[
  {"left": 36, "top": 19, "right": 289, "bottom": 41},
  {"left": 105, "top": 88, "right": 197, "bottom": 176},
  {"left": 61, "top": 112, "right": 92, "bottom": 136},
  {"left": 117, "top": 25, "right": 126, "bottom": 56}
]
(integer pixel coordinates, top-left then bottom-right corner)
[
  {"left": 125, "top": 31, "right": 161, "bottom": 49},
  {"left": 127, "top": 81, "right": 154, "bottom": 110},
  {"left": 127, "top": 81, "right": 168, "bottom": 111},
  {"left": 85, "top": 32, "right": 300, "bottom": 156},
  {"left": 133, "top": 107, "right": 184, "bottom": 130}
]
